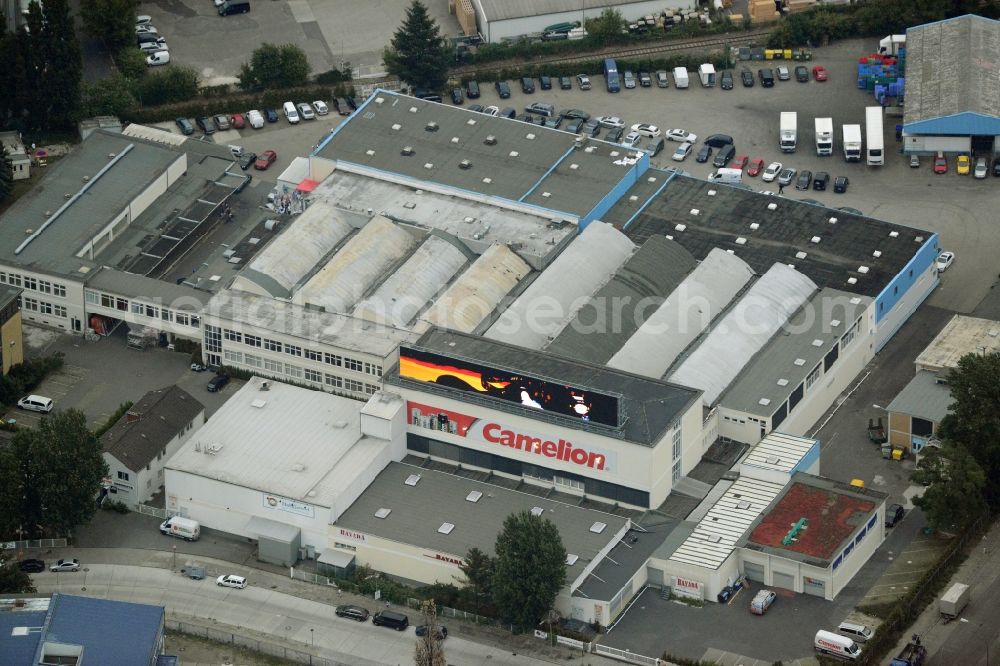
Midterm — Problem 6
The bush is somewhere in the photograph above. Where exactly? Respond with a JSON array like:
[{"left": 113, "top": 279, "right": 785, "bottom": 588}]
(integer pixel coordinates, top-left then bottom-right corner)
[
  {"left": 0, "top": 353, "right": 65, "bottom": 406},
  {"left": 93, "top": 401, "right": 134, "bottom": 438},
  {"left": 101, "top": 500, "right": 130, "bottom": 513},
  {"left": 134, "top": 66, "right": 201, "bottom": 106},
  {"left": 121, "top": 84, "right": 332, "bottom": 125}
]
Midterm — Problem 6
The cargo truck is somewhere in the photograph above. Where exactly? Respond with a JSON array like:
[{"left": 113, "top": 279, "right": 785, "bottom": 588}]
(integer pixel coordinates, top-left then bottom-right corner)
[
  {"left": 160, "top": 516, "right": 201, "bottom": 541},
  {"left": 939, "top": 582, "right": 970, "bottom": 618},
  {"left": 891, "top": 636, "right": 927, "bottom": 666},
  {"left": 698, "top": 63, "right": 716, "bottom": 87},
  {"left": 673, "top": 67, "right": 690, "bottom": 89},
  {"left": 866, "top": 106, "right": 884, "bottom": 166},
  {"left": 780, "top": 112, "right": 797, "bottom": 152},
  {"left": 843, "top": 124, "right": 862, "bottom": 161},
  {"left": 815, "top": 117, "right": 833, "bottom": 155}
]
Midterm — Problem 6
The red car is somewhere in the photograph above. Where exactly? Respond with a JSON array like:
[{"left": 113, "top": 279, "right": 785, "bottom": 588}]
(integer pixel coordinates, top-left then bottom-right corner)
[
  {"left": 731, "top": 155, "right": 749, "bottom": 171},
  {"left": 746, "top": 157, "right": 765, "bottom": 176},
  {"left": 933, "top": 151, "right": 947, "bottom": 174},
  {"left": 812, "top": 66, "right": 828, "bottom": 81},
  {"left": 254, "top": 150, "right": 277, "bottom": 170},
  {"left": 230, "top": 113, "right": 246, "bottom": 129}
]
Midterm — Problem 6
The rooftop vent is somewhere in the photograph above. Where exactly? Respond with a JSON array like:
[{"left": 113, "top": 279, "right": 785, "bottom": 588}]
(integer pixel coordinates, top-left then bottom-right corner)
[
  {"left": 828, "top": 217, "right": 838, "bottom": 224},
  {"left": 466, "top": 118, "right": 477, "bottom": 126},
  {"left": 466, "top": 491, "right": 483, "bottom": 503},
  {"left": 400, "top": 146, "right": 414, "bottom": 156},
  {"left": 541, "top": 191, "right": 551, "bottom": 198},
  {"left": 590, "top": 522, "right": 607, "bottom": 534},
  {"left": 482, "top": 177, "right": 492, "bottom": 184},
  {"left": 776, "top": 378, "right": 789, "bottom": 386},
  {"left": 629, "top": 195, "right": 639, "bottom": 202},
  {"left": 858, "top": 265, "right": 870, "bottom": 274},
  {"left": 291, "top": 463, "right": 305, "bottom": 472},
  {"left": 674, "top": 224, "right": 686, "bottom": 232},
  {"left": 707, "top": 189, "right": 717, "bottom": 197},
  {"left": 706, "top": 534, "right": 722, "bottom": 543},
  {"left": 405, "top": 474, "right": 421, "bottom": 487},
  {"left": 793, "top": 358, "right": 806, "bottom": 366},
  {"left": 569, "top": 163, "right": 579, "bottom": 170},
  {"left": 810, "top": 236, "right": 821, "bottom": 244},
  {"left": 831, "top": 319, "right": 841, "bottom": 327},
  {"left": 849, "top": 297, "right": 862, "bottom": 305},
  {"left": 424, "top": 121, "right": 439, "bottom": 131},
  {"left": 250, "top": 399, "right": 267, "bottom": 408},
  {"left": 689, "top": 209, "right": 700, "bottom": 216},
  {"left": 508, "top": 150, "right": 519, "bottom": 158},
  {"left": 737, "top": 500, "right": 751, "bottom": 510},
  {"left": 484, "top": 135, "right": 497, "bottom": 145},
  {"left": 758, "top": 398, "right": 771, "bottom": 406},
  {"left": 438, "top": 522, "right": 455, "bottom": 535},
  {"left": 735, "top": 237, "right": 747, "bottom": 245},
  {"left": 531, "top": 506, "right": 544, "bottom": 516},
  {"left": 565, "top": 554, "right": 579, "bottom": 566},
  {"left": 391, "top": 123, "right": 402, "bottom": 131},
  {"left": 811, "top": 339, "right": 824, "bottom": 347},
  {"left": 795, "top": 251, "right": 807, "bottom": 259},
  {"left": 375, "top": 507, "right": 391, "bottom": 519},
  {"left": 584, "top": 145, "right": 596, "bottom": 153},
  {"left": 408, "top": 106, "right": 418, "bottom": 113},
  {"left": 526, "top": 133, "right": 536, "bottom": 140},
  {"left": 374, "top": 97, "right": 385, "bottom": 104},
  {"left": 647, "top": 176, "right": 656, "bottom": 183},
  {"left": 750, "top": 222, "right": 759, "bottom": 230},
  {"left": 765, "top": 455, "right": 780, "bottom": 465},
  {"left": 847, "top": 277, "right": 858, "bottom": 285},
  {"left": 450, "top": 136, "right": 459, "bottom": 144},
  {"left": 423, "top": 162, "right": 434, "bottom": 169},
  {"left": 365, "top": 149, "right": 375, "bottom": 156},
  {"left": 889, "top": 230, "right": 899, "bottom": 238},
  {"left": 767, "top": 202, "right": 778, "bottom": 211},
  {"left": 459, "top": 159, "right": 472, "bottom": 170},
  {"left": 872, "top": 250, "right": 882, "bottom": 258}
]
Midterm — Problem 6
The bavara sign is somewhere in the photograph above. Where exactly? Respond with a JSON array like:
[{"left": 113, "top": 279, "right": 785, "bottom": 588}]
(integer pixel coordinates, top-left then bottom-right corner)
[{"left": 671, "top": 575, "right": 703, "bottom": 600}]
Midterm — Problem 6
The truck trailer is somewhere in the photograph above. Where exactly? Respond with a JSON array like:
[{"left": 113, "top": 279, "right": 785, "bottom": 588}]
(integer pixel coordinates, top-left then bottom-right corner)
[
  {"left": 698, "top": 63, "right": 716, "bottom": 87},
  {"left": 843, "top": 124, "right": 862, "bottom": 161},
  {"left": 780, "top": 112, "right": 797, "bottom": 152},
  {"left": 866, "top": 106, "right": 884, "bottom": 166},
  {"left": 673, "top": 67, "right": 690, "bottom": 88},
  {"left": 939, "top": 582, "right": 970, "bottom": 618},
  {"left": 815, "top": 117, "right": 833, "bottom": 155}
]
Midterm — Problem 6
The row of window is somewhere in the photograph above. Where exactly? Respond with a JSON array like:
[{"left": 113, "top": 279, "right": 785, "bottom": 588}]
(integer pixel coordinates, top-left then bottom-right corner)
[
  {"left": 21, "top": 297, "right": 67, "bottom": 319},
  {"left": 832, "top": 513, "right": 878, "bottom": 572},
  {"left": 0, "top": 271, "right": 67, "bottom": 298},
  {"left": 222, "top": 349, "right": 379, "bottom": 395},
  {"left": 85, "top": 291, "right": 200, "bottom": 328},
  {"left": 221, "top": 328, "right": 382, "bottom": 377}
]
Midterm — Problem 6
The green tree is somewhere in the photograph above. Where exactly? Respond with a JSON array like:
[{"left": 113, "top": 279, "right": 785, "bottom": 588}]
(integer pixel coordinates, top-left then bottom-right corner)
[
  {"left": 458, "top": 546, "right": 493, "bottom": 614},
  {"left": 39, "top": 0, "right": 83, "bottom": 128},
  {"left": 492, "top": 510, "right": 566, "bottom": 630},
  {"left": 82, "top": 74, "right": 137, "bottom": 117},
  {"left": 80, "top": 0, "right": 139, "bottom": 51},
  {"left": 0, "top": 410, "right": 108, "bottom": 539},
  {"left": 238, "top": 43, "right": 311, "bottom": 90},
  {"left": 135, "top": 66, "right": 200, "bottom": 106},
  {"left": 911, "top": 442, "right": 987, "bottom": 530},
  {"left": 0, "top": 558, "right": 36, "bottom": 594},
  {"left": 0, "top": 144, "right": 13, "bottom": 203},
  {"left": 115, "top": 47, "right": 149, "bottom": 82},
  {"left": 278, "top": 44, "right": 311, "bottom": 87},
  {"left": 413, "top": 599, "right": 447, "bottom": 666},
  {"left": 383, "top": 0, "right": 450, "bottom": 91},
  {"left": 586, "top": 9, "right": 626, "bottom": 42}
]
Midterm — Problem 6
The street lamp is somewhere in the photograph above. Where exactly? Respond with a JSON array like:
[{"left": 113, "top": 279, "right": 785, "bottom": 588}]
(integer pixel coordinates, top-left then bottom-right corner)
[{"left": 310, "top": 628, "right": 314, "bottom": 648}]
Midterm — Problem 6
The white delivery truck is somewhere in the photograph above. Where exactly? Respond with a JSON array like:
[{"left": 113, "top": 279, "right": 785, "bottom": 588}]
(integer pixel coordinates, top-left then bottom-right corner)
[
  {"left": 866, "top": 106, "right": 884, "bottom": 166},
  {"left": 843, "top": 124, "right": 863, "bottom": 161},
  {"left": 939, "top": 582, "right": 970, "bottom": 618},
  {"left": 673, "top": 67, "right": 690, "bottom": 88},
  {"left": 815, "top": 630, "right": 861, "bottom": 660},
  {"left": 815, "top": 117, "right": 833, "bottom": 155},
  {"left": 780, "top": 111, "right": 797, "bottom": 152},
  {"left": 698, "top": 63, "right": 716, "bottom": 87},
  {"left": 160, "top": 516, "right": 201, "bottom": 541},
  {"left": 708, "top": 168, "right": 743, "bottom": 184}
]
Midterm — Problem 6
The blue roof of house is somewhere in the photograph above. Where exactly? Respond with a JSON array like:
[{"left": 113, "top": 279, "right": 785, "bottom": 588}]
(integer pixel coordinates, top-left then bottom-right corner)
[
  {"left": 904, "top": 112, "right": 1000, "bottom": 136},
  {"left": 0, "top": 610, "right": 46, "bottom": 664},
  {"left": 36, "top": 594, "right": 163, "bottom": 665}
]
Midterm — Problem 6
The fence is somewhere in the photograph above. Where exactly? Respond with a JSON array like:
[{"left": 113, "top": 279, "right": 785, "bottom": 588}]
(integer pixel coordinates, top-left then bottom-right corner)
[
  {"left": 0, "top": 538, "right": 68, "bottom": 551},
  {"left": 292, "top": 569, "right": 341, "bottom": 588},
  {"left": 167, "top": 619, "right": 353, "bottom": 666},
  {"left": 593, "top": 644, "right": 661, "bottom": 666},
  {"left": 136, "top": 503, "right": 177, "bottom": 520},
  {"left": 405, "top": 597, "right": 496, "bottom": 626}
]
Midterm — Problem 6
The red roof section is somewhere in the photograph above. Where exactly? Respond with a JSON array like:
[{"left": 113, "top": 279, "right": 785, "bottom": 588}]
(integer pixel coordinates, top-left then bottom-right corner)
[{"left": 748, "top": 482, "right": 875, "bottom": 560}]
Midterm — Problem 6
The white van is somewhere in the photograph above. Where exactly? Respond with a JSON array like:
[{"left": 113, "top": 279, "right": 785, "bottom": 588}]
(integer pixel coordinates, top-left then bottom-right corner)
[
  {"left": 17, "top": 395, "right": 53, "bottom": 413},
  {"left": 815, "top": 630, "right": 861, "bottom": 660},
  {"left": 283, "top": 101, "right": 300, "bottom": 124},
  {"left": 837, "top": 621, "right": 873, "bottom": 643},
  {"left": 708, "top": 168, "right": 743, "bottom": 185},
  {"left": 160, "top": 516, "right": 201, "bottom": 541}
]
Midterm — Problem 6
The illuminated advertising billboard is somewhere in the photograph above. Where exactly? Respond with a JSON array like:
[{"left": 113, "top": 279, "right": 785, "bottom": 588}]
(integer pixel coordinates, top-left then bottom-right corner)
[{"left": 398, "top": 347, "right": 620, "bottom": 427}]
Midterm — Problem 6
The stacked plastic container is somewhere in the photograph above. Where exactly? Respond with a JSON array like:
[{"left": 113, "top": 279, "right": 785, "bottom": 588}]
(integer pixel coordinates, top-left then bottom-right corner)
[{"left": 857, "top": 49, "right": 905, "bottom": 103}]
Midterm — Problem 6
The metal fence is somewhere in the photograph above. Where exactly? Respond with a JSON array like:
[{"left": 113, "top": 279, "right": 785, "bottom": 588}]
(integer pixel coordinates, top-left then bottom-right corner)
[
  {"left": 593, "top": 644, "right": 661, "bottom": 666},
  {"left": 167, "top": 619, "right": 352, "bottom": 666},
  {"left": 291, "top": 569, "right": 341, "bottom": 588},
  {"left": 405, "top": 597, "right": 496, "bottom": 625},
  {"left": 1, "top": 538, "right": 67, "bottom": 551},
  {"left": 136, "top": 504, "right": 176, "bottom": 519}
]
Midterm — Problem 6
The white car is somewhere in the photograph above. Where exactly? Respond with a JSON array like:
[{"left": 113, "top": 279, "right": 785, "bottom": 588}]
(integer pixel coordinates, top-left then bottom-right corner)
[
  {"left": 135, "top": 24, "right": 158, "bottom": 35},
  {"left": 217, "top": 574, "right": 247, "bottom": 589},
  {"left": 935, "top": 251, "right": 954, "bottom": 272},
  {"left": 596, "top": 116, "right": 625, "bottom": 130},
  {"left": 136, "top": 14, "right": 152, "bottom": 25},
  {"left": 630, "top": 123, "right": 660, "bottom": 138},
  {"left": 213, "top": 0, "right": 225, "bottom": 6},
  {"left": 297, "top": 103, "right": 316, "bottom": 120},
  {"left": 138, "top": 41, "right": 167, "bottom": 53},
  {"left": 146, "top": 51, "right": 170, "bottom": 66},
  {"left": 974, "top": 157, "right": 988, "bottom": 179},
  {"left": 761, "top": 161, "right": 783, "bottom": 182},
  {"left": 312, "top": 100, "right": 329, "bottom": 116},
  {"left": 672, "top": 142, "right": 693, "bottom": 161},
  {"left": 666, "top": 129, "right": 697, "bottom": 143},
  {"left": 622, "top": 131, "right": 642, "bottom": 148},
  {"left": 247, "top": 109, "right": 264, "bottom": 129},
  {"left": 483, "top": 105, "right": 500, "bottom": 117},
  {"left": 50, "top": 559, "right": 81, "bottom": 572}
]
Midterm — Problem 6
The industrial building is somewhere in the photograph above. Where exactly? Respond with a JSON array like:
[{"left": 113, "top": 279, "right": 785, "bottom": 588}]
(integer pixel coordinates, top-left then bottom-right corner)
[
  {"left": 468, "top": 0, "right": 680, "bottom": 42},
  {"left": 902, "top": 15, "right": 1000, "bottom": 155}
]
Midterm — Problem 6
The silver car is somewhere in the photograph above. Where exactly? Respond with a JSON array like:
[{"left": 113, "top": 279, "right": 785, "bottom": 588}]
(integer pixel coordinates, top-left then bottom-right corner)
[
  {"left": 777, "top": 168, "right": 797, "bottom": 187},
  {"left": 296, "top": 103, "right": 316, "bottom": 120}
]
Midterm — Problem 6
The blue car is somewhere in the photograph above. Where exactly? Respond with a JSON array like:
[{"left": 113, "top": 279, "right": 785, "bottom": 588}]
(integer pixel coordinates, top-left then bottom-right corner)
[{"left": 264, "top": 108, "right": 279, "bottom": 123}]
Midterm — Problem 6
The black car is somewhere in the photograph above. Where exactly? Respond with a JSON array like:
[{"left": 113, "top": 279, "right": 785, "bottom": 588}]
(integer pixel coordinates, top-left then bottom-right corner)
[
  {"left": 335, "top": 98, "right": 351, "bottom": 116},
  {"left": 704, "top": 134, "right": 734, "bottom": 148},
  {"left": 335, "top": 605, "right": 371, "bottom": 622},
  {"left": 795, "top": 65, "right": 809, "bottom": 82},
  {"left": 795, "top": 170, "right": 813, "bottom": 190},
  {"left": 238, "top": 152, "right": 257, "bottom": 170},
  {"left": 19, "top": 559, "right": 45, "bottom": 573},
  {"left": 495, "top": 81, "right": 511, "bottom": 99},
  {"left": 720, "top": 70, "right": 734, "bottom": 90},
  {"left": 559, "top": 76, "right": 573, "bottom": 90},
  {"left": 695, "top": 145, "right": 712, "bottom": 163},
  {"left": 885, "top": 504, "right": 905, "bottom": 527},
  {"left": 638, "top": 71, "right": 652, "bottom": 87},
  {"left": 812, "top": 171, "right": 830, "bottom": 190},
  {"left": 539, "top": 75, "right": 552, "bottom": 90},
  {"left": 741, "top": 69, "right": 754, "bottom": 87},
  {"left": 346, "top": 96, "right": 359, "bottom": 110},
  {"left": 580, "top": 119, "right": 601, "bottom": 137},
  {"left": 467, "top": 104, "right": 484, "bottom": 113},
  {"left": 758, "top": 68, "right": 775, "bottom": 87},
  {"left": 175, "top": 117, "right": 194, "bottom": 135},
  {"left": 605, "top": 126, "right": 624, "bottom": 143},
  {"left": 833, "top": 175, "right": 849, "bottom": 193},
  {"left": 565, "top": 118, "right": 585, "bottom": 133},
  {"left": 543, "top": 116, "right": 563, "bottom": 129},
  {"left": 499, "top": 107, "right": 516, "bottom": 119},
  {"left": 264, "top": 108, "right": 279, "bottom": 123},
  {"left": 520, "top": 77, "right": 535, "bottom": 93},
  {"left": 195, "top": 116, "right": 216, "bottom": 134},
  {"left": 993, "top": 157, "right": 1000, "bottom": 177},
  {"left": 713, "top": 144, "right": 735, "bottom": 167},
  {"left": 206, "top": 373, "right": 230, "bottom": 392},
  {"left": 466, "top": 80, "right": 481, "bottom": 98},
  {"left": 450, "top": 88, "right": 464, "bottom": 105},
  {"left": 559, "top": 108, "right": 590, "bottom": 120},
  {"left": 415, "top": 625, "right": 448, "bottom": 640}
]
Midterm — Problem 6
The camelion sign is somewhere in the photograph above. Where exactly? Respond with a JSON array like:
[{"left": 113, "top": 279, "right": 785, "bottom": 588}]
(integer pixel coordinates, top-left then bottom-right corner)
[{"left": 399, "top": 347, "right": 621, "bottom": 427}]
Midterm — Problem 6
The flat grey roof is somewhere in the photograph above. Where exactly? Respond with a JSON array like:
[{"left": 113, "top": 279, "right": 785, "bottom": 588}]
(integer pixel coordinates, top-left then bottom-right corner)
[
  {"left": 610, "top": 174, "right": 935, "bottom": 298},
  {"left": 87, "top": 268, "right": 211, "bottom": 308},
  {"left": 385, "top": 327, "right": 701, "bottom": 445},
  {"left": 476, "top": 0, "right": 657, "bottom": 22},
  {"left": 886, "top": 370, "right": 952, "bottom": 423},
  {"left": 575, "top": 516, "right": 679, "bottom": 600},
  {"left": 720, "top": 288, "right": 872, "bottom": 415},
  {"left": 335, "top": 461, "right": 628, "bottom": 585},
  {"left": 315, "top": 91, "right": 631, "bottom": 219}
]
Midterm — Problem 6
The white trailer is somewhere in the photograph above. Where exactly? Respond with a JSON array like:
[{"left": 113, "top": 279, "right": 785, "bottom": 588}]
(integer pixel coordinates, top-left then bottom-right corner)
[
  {"left": 815, "top": 117, "right": 833, "bottom": 155},
  {"left": 673, "top": 67, "right": 690, "bottom": 89},
  {"left": 698, "top": 63, "right": 716, "bottom": 87},
  {"left": 866, "top": 106, "right": 884, "bottom": 166},
  {"left": 939, "top": 583, "right": 970, "bottom": 618},
  {"left": 843, "top": 124, "right": 862, "bottom": 161},
  {"left": 780, "top": 111, "right": 797, "bottom": 152}
]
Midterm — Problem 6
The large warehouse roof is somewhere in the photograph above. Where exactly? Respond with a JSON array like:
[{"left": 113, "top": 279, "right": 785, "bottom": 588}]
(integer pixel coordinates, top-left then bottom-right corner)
[
  {"left": 607, "top": 248, "right": 755, "bottom": 378},
  {"left": 610, "top": 175, "right": 935, "bottom": 298},
  {"left": 668, "top": 263, "right": 818, "bottom": 406},
  {"left": 546, "top": 236, "right": 697, "bottom": 363},
  {"left": 904, "top": 15, "right": 1000, "bottom": 134},
  {"left": 475, "top": 0, "right": 658, "bottom": 21},
  {"left": 483, "top": 221, "right": 634, "bottom": 349}
]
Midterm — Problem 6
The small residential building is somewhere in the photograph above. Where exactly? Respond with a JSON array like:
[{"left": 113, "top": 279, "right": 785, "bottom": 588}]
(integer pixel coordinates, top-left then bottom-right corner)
[
  {"left": 886, "top": 370, "right": 950, "bottom": 453},
  {"left": 0, "top": 286, "right": 23, "bottom": 375},
  {"left": 101, "top": 385, "right": 205, "bottom": 507},
  {"left": 0, "top": 131, "right": 30, "bottom": 181}
]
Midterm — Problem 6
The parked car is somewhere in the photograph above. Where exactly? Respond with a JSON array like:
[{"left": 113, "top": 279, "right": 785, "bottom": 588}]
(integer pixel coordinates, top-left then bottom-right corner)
[
  {"left": 50, "top": 559, "right": 81, "bottom": 572},
  {"left": 565, "top": 118, "right": 585, "bottom": 133},
  {"left": 520, "top": 77, "right": 535, "bottom": 94},
  {"left": 740, "top": 69, "right": 754, "bottom": 87},
  {"left": 597, "top": 116, "right": 625, "bottom": 129},
  {"left": 656, "top": 70, "right": 669, "bottom": 87},
  {"left": 747, "top": 158, "right": 765, "bottom": 176},
  {"left": 561, "top": 108, "right": 590, "bottom": 120},
  {"left": 776, "top": 65, "right": 790, "bottom": 81},
  {"left": 544, "top": 116, "right": 563, "bottom": 129},
  {"left": 812, "top": 171, "right": 830, "bottom": 190},
  {"left": 885, "top": 503, "right": 905, "bottom": 527},
  {"left": 297, "top": 102, "right": 316, "bottom": 120},
  {"left": 994, "top": 157, "right": 1000, "bottom": 176},
  {"left": 254, "top": 150, "right": 276, "bottom": 171},
  {"left": 145, "top": 51, "right": 170, "bottom": 66},
  {"left": 195, "top": 116, "right": 216, "bottom": 134},
  {"left": 216, "top": 574, "right": 247, "bottom": 589},
  {"left": 731, "top": 155, "right": 748, "bottom": 170},
  {"left": 175, "top": 117, "right": 194, "bottom": 135},
  {"left": 238, "top": 152, "right": 257, "bottom": 170},
  {"left": 638, "top": 71, "right": 652, "bottom": 87},
  {"left": 576, "top": 74, "right": 592, "bottom": 90},
  {"left": 795, "top": 65, "right": 809, "bottom": 82},
  {"left": 190, "top": 362, "right": 207, "bottom": 372},
  {"left": 415, "top": 625, "right": 448, "bottom": 640},
  {"left": 750, "top": 589, "right": 776, "bottom": 615},
  {"left": 761, "top": 161, "right": 782, "bottom": 182},
  {"left": 720, "top": 70, "right": 733, "bottom": 90},
  {"left": 214, "top": 114, "right": 231, "bottom": 130},
  {"left": 483, "top": 105, "right": 500, "bottom": 117},
  {"left": 467, "top": 104, "right": 484, "bottom": 113},
  {"left": 312, "top": 100, "right": 329, "bottom": 116},
  {"left": 19, "top": 559, "right": 45, "bottom": 573},
  {"left": 812, "top": 65, "right": 828, "bottom": 81},
  {"left": 794, "top": 169, "right": 812, "bottom": 189},
  {"left": 672, "top": 142, "right": 693, "bottom": 162},
  {"left": 630, "top": 123, "right": 660, "bottom": 137},
  {"left": 450, "top": 88, "right": 464, "bottom": 105},
  {"left": 833, "top": 175, "right": 849, "bottom": 193},
  {"left": 777, "top": 168, "right": 797, "bottom": 187},
  {"left": 623, "top": 70, "right": 636, "bottom": 89},
  {"left": 910, "top": 154, "right": 921, "bottom": 168},
  {"left": 264, "top": 108, "right": 278, "bottom": 123},
  {"left": 207, "top": 373, "right": 231, "bottom": 391},
  {"left": 559, "top": 76, "right": 573, "bottom": 90},
  {"left": 933, "top": 151, "right": 948, "bottom": 174},
  {"left": 936, "top": 251, "right": 955, "bottom": 272},
  {"left": 695, "top": 145, "right": 712, "bottom": 163},
  {"left": 335, "top": 98, "right": 351, "bottom": 116},
  {"left": 604, "top": 126, "right": 624, "bottom": 143},
  {"left": 666, "top": 128, "right": 697, "bottom": 143},
  {"left": 704, "top": 134, "right": 733, "bottom": 148},
  {"left": 495, "top": 81, "right": 511, "bottom": 99},
  {"left": 335, "top": 605, "right": 370, "bottom": 621},
  {"left": 539, "top": 75, "right": 552, "bottom": 90},
  {"left": 465, "top": 80, "right": 480, "bottom": 98},
  {"left": 230, "top": 112, "right": 246, "bottom": 129},
  {"left": 580, "top": 119, "right": 601, "bottom": 136},
  {"left": 713, "top": 144, "right": 735, "bottom": 167},
  {"left": 956, "top": 154, "right": 971, "bottom": 175},
  {"left": 135, "top": 24, "right": 158, "bottom": 35},
  {"left": 136, "top": 14, "right": 152, "bottom": 25},
  {"left": 622, "top": 131, "right": 642, "bottom": 148}
]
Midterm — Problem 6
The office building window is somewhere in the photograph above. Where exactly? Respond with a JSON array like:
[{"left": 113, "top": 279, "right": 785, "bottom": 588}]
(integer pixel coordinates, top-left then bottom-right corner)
[
  {"left": 344, "top": 357, "right": 363, "bottom": 372},
  {"left": 304, "top": 368, "right": 322, "bottom": 383},
  {"left": 264, "top": 338, "right": 281, "bottom": 352},
  {"left": 244, "top": 334, "right": 261, "bottom": 347},
  {"left": 671, "top": 428, "right": 682, "bottom": 461},
  {"left": 344, "top": 378, "right": 364, "bottom": 393},
  {"left": 324, "top": 353, "right": 342, "bottom": 366},
  {"left": 324, "top": 374, "right": 343, "bottom": 388},
  {"left": 204, "top": 325, "right": 222, "bottom": 353}
]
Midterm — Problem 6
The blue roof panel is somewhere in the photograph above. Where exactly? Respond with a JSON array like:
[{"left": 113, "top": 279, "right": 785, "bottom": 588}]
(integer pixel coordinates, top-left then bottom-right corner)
[
  {"left": 904, "top": 112, "right": 1000, "bottom": 136},
  {"left": 39, "top": 594, "right": 163, "bottom": 665},
  {"left": 0, "top": 610, "right": 46, "bottom": 665}
]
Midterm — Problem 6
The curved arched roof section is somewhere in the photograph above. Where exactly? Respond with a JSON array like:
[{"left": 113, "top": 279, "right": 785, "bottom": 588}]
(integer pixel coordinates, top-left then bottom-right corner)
[
  {"left": 242, "top": 201, "right": 354, "bottom": 296},
  {"left": 608, "top": 249, "right": 755, "bottom": 378},
  {"left": 667, "top": 262, "right": 817, "bottom": 406},
  {"left": 353, "top": 235, "right": 469, "bottom": 327},
  {"left": 483, "top": 221, "right": 634, "bottom": 350},
  {"left": 293, "top": 216, "right": 419, "bottom": 313},
  {"left": 420, "top": 243, "right": 531, "bottom": 333}
]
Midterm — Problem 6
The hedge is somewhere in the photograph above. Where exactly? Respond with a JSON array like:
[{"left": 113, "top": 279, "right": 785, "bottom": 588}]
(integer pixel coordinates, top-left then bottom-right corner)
[
  {"left": 93, "top": 401, "right": 134, "bottom": 438},
  {"left": 121, "top": 84, "right": 334, "bottom": 125},
  {"left": 0, "top": 353, "right": 65, "bottom": 407}
]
